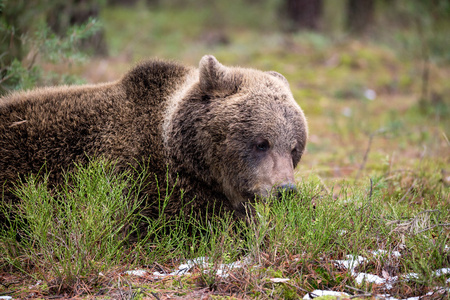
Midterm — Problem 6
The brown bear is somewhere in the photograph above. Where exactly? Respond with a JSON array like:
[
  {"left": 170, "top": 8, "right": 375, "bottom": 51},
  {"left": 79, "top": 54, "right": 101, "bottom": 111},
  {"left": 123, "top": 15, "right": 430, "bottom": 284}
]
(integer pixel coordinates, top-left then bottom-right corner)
[{"left": 0, "top": 55, "right": 307, "bottom": 219}]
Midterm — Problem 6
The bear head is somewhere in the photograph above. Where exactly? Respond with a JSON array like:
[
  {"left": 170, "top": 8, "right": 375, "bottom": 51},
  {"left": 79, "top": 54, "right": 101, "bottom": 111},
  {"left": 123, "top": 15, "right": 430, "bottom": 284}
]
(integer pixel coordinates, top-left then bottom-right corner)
[{"left": 166, "top": 55, "right": 308, "bottom": 217}]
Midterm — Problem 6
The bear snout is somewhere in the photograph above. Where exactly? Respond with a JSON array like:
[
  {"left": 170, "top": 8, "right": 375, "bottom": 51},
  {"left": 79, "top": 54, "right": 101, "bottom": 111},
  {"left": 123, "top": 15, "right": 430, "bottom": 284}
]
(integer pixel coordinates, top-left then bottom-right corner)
[{"left": 276, "top": 183, "right": 298, "bottom": 199}]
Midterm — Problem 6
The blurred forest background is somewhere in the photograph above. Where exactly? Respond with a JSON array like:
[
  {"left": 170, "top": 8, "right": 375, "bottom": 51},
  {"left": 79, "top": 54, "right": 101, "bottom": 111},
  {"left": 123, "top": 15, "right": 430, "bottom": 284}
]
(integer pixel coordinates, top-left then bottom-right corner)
[{"left": 1, "top": 0, "right": 449, "bottom": 193}]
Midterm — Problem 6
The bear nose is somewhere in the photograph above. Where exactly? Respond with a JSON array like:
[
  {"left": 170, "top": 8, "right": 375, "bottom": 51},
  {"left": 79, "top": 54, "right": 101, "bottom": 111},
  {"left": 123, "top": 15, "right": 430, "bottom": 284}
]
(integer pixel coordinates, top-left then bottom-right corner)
[{"left": 277, "top": 183, "right": 297, "bottom": 199}]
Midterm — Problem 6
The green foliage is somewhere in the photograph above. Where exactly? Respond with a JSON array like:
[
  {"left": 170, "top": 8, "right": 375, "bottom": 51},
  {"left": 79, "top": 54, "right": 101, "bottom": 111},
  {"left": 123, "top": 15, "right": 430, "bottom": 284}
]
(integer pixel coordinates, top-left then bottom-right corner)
[
  {"left": 0, "top": 0, "right": 102, "bottom": 95},
  {"left": 376, "top": 0, "right": 450, "bottom": 63},
  {"left": 1, "top": 158, "right": 146, "bottom": 293},
  {"left": 0, "top": 160, "right": 448, "bottom": 297}
]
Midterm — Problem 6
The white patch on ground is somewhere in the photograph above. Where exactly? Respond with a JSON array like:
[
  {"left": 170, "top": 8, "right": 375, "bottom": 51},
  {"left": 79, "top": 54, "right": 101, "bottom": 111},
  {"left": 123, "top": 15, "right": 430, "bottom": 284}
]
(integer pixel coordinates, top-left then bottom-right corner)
[
  {"left": 129, "top": 256, "right": 250, "bottom": 279},
  {"left": 28, "top": 280, "right": 42, "bottom": 289},
  {"left": 354, "top": 272, "right": 398, "bottom": 290},
  {"left": 353, "top": 290, "right": 444, "bottom": 300},
  {"left": 404, "top": 273, "right": 419, "bottom": 280},
  {"left": 334, "top": 251, "right": 449, "bottom": 293},
  {"left": 302, "top": 290, "right": 349, "bottom": 299},
  {"left": 371, "top": 249, "right": 401, "bottom": 258},
  {"left": 125, "top": 269, "right": 148, "bottom": 277},
  {"left": 334, "top": 254, "right": 366, "bottom": 272},
  {"left": 337, "top": 229, "right": 347, "bottom": 236},
  {"left": 123, "top": 253, "right": 449, "bottom": 299},
  {"left": 434, "top": 268, "right": 450, "bottom": 277},
  {"left": 341, "top": 107, "right": 352, "bottom": 117},
  {"left": 270, "top": 278, "right": 290, "bottom": 283},
  {"left": 364, "top": 89, "right": 376, "bottom": 100}
]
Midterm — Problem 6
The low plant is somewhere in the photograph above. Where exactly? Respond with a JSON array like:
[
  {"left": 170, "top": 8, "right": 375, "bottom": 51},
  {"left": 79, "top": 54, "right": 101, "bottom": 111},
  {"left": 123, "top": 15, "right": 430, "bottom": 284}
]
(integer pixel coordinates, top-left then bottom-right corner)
[{"left": 0, "top": 158, "right": 146, "bottom": 294}]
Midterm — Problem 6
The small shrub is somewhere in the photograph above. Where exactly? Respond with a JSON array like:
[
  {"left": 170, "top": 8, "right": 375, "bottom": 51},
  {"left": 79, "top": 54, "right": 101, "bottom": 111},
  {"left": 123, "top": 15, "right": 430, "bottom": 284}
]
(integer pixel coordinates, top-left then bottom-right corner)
[{"left": 1, "top": 158, "right": 145, "bottom": 294}]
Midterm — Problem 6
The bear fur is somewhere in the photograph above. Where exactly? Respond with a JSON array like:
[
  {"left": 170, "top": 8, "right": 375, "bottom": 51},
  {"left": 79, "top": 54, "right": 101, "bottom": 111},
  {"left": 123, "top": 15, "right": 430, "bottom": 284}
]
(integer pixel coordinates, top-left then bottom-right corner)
[{"left": 0, "top": 55, "right": 307, "bottom": 219}]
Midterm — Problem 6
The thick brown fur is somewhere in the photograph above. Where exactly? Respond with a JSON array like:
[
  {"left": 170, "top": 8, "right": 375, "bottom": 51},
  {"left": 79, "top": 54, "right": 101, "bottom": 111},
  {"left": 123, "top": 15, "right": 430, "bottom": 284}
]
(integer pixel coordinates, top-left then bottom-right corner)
[{"left": 0, "top": 55, "right": 307, "bottom": 220}]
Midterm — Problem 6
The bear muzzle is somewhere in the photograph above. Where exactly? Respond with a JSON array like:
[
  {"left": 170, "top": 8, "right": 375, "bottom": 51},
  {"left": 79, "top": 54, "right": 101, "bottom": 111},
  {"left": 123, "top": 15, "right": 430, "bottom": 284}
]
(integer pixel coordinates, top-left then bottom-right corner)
[
  {"left": 255, "top": 152, "right": 297, "bottom": 198},
  {"left": 276, "top": 183, "right": 298, "bottom": 199}
]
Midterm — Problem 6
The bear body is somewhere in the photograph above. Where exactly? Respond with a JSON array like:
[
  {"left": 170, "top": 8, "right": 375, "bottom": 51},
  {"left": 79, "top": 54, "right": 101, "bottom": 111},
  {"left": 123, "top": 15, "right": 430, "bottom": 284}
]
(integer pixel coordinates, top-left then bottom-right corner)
[{"left": 0, "top": 55, "right": 307, "bottom": 219}]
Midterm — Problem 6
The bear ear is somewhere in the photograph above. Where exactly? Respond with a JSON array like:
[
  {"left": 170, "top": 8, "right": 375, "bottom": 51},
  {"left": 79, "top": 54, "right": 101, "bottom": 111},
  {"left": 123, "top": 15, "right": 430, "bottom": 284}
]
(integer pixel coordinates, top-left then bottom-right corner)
[
  {"left": 199, "top": 55, "right": 241, "bottom": 96},
  {"left": 266, "top": 71, "right": 290, "bottom": 87}
]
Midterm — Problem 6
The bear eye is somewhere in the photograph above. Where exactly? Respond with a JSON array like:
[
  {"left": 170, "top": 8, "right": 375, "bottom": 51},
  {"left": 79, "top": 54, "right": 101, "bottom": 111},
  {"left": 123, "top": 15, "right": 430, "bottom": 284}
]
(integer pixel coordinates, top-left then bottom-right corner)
[
  {"left": 291, "top": 145, "right": 302, "bottom": 165},
  {"left": 255, "top": 139, "right": 270, "bottom": 152}
]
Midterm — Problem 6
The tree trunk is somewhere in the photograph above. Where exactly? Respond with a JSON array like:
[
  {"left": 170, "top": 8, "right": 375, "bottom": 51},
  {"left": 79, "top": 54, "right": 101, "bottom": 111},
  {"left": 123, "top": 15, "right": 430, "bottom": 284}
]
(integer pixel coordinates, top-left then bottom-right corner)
[
  {"left": 346, "top": 0, "right": 375, "bottom": 34},
  {"left": 284, "top": 0, "right": 323, "bottom": 31}
]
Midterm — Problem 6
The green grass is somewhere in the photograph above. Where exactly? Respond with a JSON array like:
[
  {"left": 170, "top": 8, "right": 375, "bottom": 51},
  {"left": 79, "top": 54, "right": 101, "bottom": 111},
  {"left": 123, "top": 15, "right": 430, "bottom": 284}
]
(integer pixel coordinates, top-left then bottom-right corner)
[
  {"left": 1, "top": 158, "right": 448, "bottom": 298},
  {"left": 0, "top": 159, "right": 148, "bottom": 294}
]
